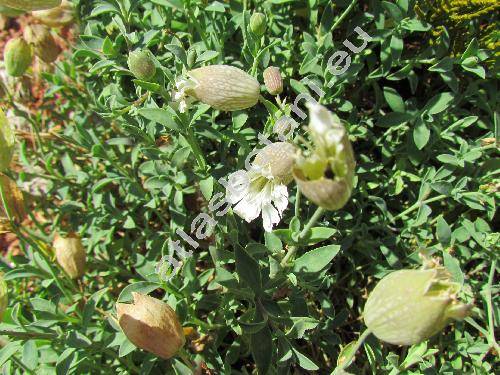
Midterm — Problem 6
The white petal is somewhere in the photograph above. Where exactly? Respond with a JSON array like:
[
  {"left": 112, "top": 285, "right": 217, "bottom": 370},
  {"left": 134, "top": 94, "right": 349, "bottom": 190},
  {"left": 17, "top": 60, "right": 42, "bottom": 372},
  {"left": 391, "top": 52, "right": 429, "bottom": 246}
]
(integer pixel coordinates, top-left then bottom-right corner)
[
  {"left": 261, "top": 202, "right": 280, "bottom": 232},
  {"left": 226, "top": 170, "right": 251, "bottom": 204},
  {"left": 308, "top": 103, "right": 333, "bottom": 136},
  {"left": 234, "top": 193, "right": 261, "bottom": 223},
  {"left": 271, "top": 184, "right": 289, "bottom": 215}
]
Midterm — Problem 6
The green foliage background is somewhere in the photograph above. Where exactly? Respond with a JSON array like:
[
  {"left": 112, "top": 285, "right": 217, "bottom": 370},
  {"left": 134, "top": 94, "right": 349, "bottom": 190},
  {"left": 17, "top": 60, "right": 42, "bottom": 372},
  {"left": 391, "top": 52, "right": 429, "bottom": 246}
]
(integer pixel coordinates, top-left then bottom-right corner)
[{"left": 0, "top": 0, "right": 498, "bottom": 374}]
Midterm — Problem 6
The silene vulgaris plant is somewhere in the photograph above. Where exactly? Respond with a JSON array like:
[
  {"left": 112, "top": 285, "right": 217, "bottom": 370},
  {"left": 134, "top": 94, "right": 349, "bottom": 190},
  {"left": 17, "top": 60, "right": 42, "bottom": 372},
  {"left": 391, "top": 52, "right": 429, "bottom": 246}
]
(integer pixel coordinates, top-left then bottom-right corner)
[{"left": 0, "top": 0, "right": 497, "bottom": 374}]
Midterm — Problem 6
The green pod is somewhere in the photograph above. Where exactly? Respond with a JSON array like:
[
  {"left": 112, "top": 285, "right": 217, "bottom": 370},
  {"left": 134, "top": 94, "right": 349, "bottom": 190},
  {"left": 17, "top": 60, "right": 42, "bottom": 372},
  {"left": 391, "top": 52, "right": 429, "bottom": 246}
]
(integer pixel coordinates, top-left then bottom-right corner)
[
  {"left": 364, "top": 268, "right": 472, "bottom": 346},
  {"left": 0, "top": 5, "right": 25, "bottom": 16},
  {"left": 0, "top": 0, "right": 60, "bottom": 11},
  {"left": 127, "top": 50, "right": 156, "bottom": 81},
  {"left": 0, "top": 109, "right": 15, "bottom": 172},
  {"left": 250, "top": 12, "right": 267, "bottom": 36},
  {"left": 4, "top": 38, "right": 32, "bottom": 77},
  {"left": 186, "top": 65, "right": 260, "bottom": 111},
  {"left": 0, "top": 274, "right": 7, "bottom": 322}
]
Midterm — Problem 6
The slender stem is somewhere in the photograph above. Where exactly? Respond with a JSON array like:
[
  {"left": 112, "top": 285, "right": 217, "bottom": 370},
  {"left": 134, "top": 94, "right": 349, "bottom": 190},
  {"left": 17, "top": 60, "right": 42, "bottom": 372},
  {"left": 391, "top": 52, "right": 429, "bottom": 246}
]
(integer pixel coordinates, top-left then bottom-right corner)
[
  {"left": 184, "top": 127, "right": 207, "bottom": 171},
  {"left": 392, "top": 194, "right": 446, "bottom": 222},
  {"left": 320, "top": 0, "right": 358, "bottom": 41},
  {"left": 294, "top": 188, "right": 301, "bottom": 218},
  {"left": 11, "top": 355, "right": 34, "bottom": 374},
  {"left": 485, "top": 260, "right": 498, "bottom": 351},
  {"left": 0, "top": 330, "right": 58, "bottom": 340},
  {"left": 334, "top": 329, "right": 371, "bottom": 373},
  {"left": 281, "top": 207, "right": 325, "bottom": 266},
  {"left": 177, "top": 347, "right": 195, "bottom": 370}
]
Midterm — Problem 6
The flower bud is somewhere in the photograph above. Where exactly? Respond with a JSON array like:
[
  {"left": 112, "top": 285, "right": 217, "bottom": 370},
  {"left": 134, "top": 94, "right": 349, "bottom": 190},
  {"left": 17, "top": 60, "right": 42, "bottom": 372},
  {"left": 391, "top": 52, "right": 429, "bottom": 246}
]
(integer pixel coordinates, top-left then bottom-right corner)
[
  {"left": 253, "top": 142, "right": 296, "bottom": 184},
  {"left": 4, "top": 37, "right": 32, "bottom": 77},
  {"left": 250, "top": 12, "right": 267, "bottom": 36},
  {"left": 0, "top": 109, "right": 15, "bottom": 172},
  {"left": 0, "top": 274, "right": 7, "bottom": 322},
  {"left": 127, "top": 49, "right": 156, "bottom": 81},
  {"left": 53, "top": 233, "right": 86, "bottom": 279},
  {"left": 293, "top": 103, "right": 355, "bottom": 210},
  {"left": 116, "top": 293, "right": 185, "bottom": 359},
  {"left": 185, "top": 65, "right": 260, "bottom": 111},
  {"left": 0, "top": 0, "right": 60, "bottom": 11},
  {"left": 263, "top": 66, "right": 283, "bottom": 95},
  {"left": 0, "top": 5, "right": 25, "bottom": 16},
  {"left": 24, "top": 24, "right": 61, "bottom": 63},
  {"left": 0, "top": 174, "right": 26, "bottom": 225},
  {"left": 32, "top": 0, "right": 73, "bottom": 27},
  {"left": 364, "top": 268, "right": 472, "bottom": 346}
]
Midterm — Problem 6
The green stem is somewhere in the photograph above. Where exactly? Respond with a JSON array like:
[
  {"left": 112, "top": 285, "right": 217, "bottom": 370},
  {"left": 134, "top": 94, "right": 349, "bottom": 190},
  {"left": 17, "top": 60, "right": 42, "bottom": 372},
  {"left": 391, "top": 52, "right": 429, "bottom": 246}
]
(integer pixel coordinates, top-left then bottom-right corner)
[
  {"left": 184, "top": 127, "right": 207, "bottom": 171},
  {"left": 485, "top": 260, "right": 499, "bottom": 352},
  {"left": 281, "top": 207, "right": 325, "bottom": 266},
  {"left": 11, "top": 355, "right": 34, "bottom": 374},
  {"left": 177, "top": 347, "right": 195, "bottom": 370},
  {"left": 392, "top": 194, "right": 446, "bottom": 222},
  {"left": 333, "top": 329, "right": 371, "bottom": 373},
  {"left": 294, "top": 188, "right": 301, "bottom": 218},
  {"left": 320, "top": 0, "right": 359, "bottom": 41},
  {"left": 0, "top": 330, "right": 58, "bottom": 340}
]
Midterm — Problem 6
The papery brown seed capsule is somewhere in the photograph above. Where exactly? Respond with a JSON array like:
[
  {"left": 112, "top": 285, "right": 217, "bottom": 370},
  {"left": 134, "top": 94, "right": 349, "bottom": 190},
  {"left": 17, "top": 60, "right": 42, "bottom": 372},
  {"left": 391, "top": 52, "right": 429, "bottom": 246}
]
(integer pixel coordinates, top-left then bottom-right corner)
[
  {"left": 263, "top": 66, "right": 283, "bottom": 95},
  {"left": 32, "top": 0, "right": 73, "bottom": 27},
  {"left": 127, "top": 50, "right": 156, "bottom": 81},
  {"left": 186, "top": 65, "right": 260, "bottom": 111},
  {"left": 116, "top": 293, "right": 185, "bottom": 359},
  {"left": 53, "top": 233, "right": 86, "bottom": 279},
  {"left": 254, "top": 142, "right": 296, "bottom": 184},
  {"left": 364, "top": 268, "right": 472, "bottom": 346},
  {"left": 24, "top": 24, "right": 61, "bottom": 63},
  {"left": 4, "top": 37, "right": 32, "bottom": 77},
  {"left": 0, "top": 0, "right": 60, "bottom": 11},
  {"left": 0, "top": 174, "right": 26, "bottom": 225},
  {"left": 0, "top": 109, "right": 15, "bottom": 172}
]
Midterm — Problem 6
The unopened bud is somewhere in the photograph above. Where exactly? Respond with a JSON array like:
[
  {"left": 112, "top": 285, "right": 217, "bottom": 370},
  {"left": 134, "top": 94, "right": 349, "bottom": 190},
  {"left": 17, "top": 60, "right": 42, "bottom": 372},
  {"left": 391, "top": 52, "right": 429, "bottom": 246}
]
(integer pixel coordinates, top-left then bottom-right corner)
[
  {"left": 116, "top": 293, "right": 185, "bottom": 359},
  {"left": 127, "top": 50, "right": 156, "bottom": 81},
  {"left": 32, "top": 0, "right": 73, "bottom": 27},
  {"left": 24, "top": 24, "right": 61, "bottom": 63},
  {"left": 186, "top": 65, "right": 260, "bottom": 111},
  {"left": 364, "top": 268, "right": 472, "bottom": 346},
  {"left": 0, "top": 0, "right": 61, "bottom": 11},
  {"left": 53, "top": 233, "right": 86, "bottom": 279},
  {"left": 263, "top": 66, "right": 283, "bottom": 95},
  {"left": 0, "top": 109, "right": 15, "bottom": 172},
  {"left": 250, "top": 12, "right": 267, "bottom": 36},
  {"left": 4, "top": 37, "right": 32, "bottom": 77},
  {"left": 0, "top": 274, "right": 6, "bottom": 322},
  {"left": 0, "top": 5, "right": 25, "bottom": 16},
  {"left": 254, "top": 142, "right": 296, "bottom": 184}
]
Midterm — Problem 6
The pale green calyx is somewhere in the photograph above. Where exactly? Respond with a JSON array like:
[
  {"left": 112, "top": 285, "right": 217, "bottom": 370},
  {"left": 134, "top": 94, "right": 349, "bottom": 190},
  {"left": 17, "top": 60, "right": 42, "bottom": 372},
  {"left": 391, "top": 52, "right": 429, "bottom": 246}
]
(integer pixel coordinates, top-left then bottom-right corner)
[
  {"left": 0, "top": 273, "right": 7, "bottom": 322},
  {"left": 363, "top": 267, "right": 472, "bottom": 346},
  {"left": 292, "top": 103, "right": 355, "bottom": 210},
  {"left": 172, "top": 65, "right": 260, "bottom": 112},
  {"left": 0, "top": 109, "right": 15, "bottom": 172},
  {"left": 0, "top": 0, "right": 61, "bottom": 11},
  {"left": 250, "top": 12, "right": 267, "bottom": 36},
  {"left": 128, "top": 50, "right": 156, "bottom": 81},
  {"left": 4, "top": 37, "right": 32, "bottom": 77}
]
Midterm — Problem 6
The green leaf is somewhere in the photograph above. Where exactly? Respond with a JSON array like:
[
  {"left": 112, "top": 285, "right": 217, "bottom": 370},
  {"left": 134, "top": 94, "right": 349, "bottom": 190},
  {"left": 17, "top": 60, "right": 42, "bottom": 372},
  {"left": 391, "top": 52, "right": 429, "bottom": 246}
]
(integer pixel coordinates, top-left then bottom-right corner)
[
  {"left": 413, "top": 118, "right": 430, "bottom": 150},
  {"left": 383, "top": 87, "right": 405, "bottom": 112},
  {"left": 235, "top": 245, "right": 262, "bottom": 294},
  {"left": 293, "top": 245, "right": 341, "bottom": 274},
  {"left": 117, "top": 281, "right": 160, "bottom": 303},
  {"left": 138, "top": 108, "right": 180, "bottom": 131},
  {"left": 436, "top": 216, "right": 452, "bottom": 245},
  {"left": 423, "top": 92, "right": 454, "bottom": 115},
  {"left": 250, "top": 326, "right": 273, "bottom": 375},
  {"left": 292, "top": 347, "right": 319, "bottom": 371}
]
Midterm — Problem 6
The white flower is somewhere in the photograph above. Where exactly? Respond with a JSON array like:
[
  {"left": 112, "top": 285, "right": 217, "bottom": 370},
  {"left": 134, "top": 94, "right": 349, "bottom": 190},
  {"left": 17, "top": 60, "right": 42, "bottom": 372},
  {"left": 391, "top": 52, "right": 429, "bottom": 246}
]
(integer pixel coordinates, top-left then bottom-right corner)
[
  {"left": 225, "top": 142, "right": 297, "bottom": 232},
  {"left": 307, "top": 102, "right": 345, "bottom": 158},
  {"left": 226, "top": 166, "right": 289, "bottom": 232},
  {"left": 170, "top": 77, "right": 197, "bottom": 113}
]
